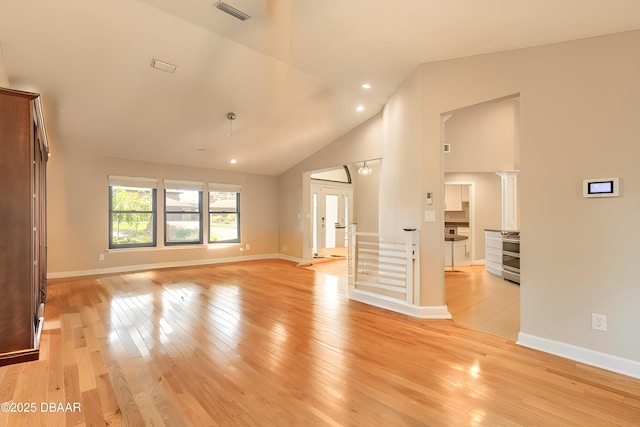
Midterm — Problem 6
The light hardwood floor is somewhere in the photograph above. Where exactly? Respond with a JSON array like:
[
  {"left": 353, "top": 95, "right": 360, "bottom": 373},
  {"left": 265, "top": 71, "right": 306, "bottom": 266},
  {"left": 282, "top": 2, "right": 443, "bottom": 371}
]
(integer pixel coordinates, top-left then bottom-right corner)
[
  {"left": 1, "top": 260, "right": 638, "bottom": 426},
  {"left": 445, "top": 265, "right": 520, "bottom": 341},
  {"left": 306, "top": 260, "right": 520, "bottom": 340}
]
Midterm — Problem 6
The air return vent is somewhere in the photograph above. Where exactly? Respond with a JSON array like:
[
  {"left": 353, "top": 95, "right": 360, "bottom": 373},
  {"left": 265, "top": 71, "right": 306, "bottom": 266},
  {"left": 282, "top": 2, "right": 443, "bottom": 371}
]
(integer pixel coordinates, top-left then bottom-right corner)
[
  {"left": 443, "top": 143, "right": 451, "bottom": 153},
  {"left": 151, "top": 58, "right": 177, "bottom": 74},
  {"left": 215, "top": 2, "right": 251, "bottom": 21}
]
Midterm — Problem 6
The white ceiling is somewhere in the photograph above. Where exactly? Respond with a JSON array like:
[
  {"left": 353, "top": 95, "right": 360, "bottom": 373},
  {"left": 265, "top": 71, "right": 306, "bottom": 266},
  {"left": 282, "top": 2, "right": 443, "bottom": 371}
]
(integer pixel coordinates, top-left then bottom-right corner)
[{"left": 1, "top": 0, "right": 639, "bottom": 175}]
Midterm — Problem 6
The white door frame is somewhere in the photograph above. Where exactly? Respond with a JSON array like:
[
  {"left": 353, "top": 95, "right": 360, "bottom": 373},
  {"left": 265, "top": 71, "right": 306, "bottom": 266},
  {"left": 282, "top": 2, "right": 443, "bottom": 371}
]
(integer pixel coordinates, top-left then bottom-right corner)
[{"left": 311, "top": 182, "right": 353, "bottom": 257}]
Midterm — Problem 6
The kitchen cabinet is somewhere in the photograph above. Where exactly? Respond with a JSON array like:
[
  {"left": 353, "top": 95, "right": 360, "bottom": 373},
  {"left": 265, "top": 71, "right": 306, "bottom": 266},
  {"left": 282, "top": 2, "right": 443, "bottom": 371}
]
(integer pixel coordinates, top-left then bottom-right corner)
[
  {"left": 485, "top": 230, "right": 502, "bottom": 276},
  {"left": 461, "top": 185, "right": 469, "bottom": 202},
  {"left": 445, "top": 184, "right": 463, "bottom": 211},
  {"left": 0, "top": 87, "right": 49, "bottom": 366},
  {"left": 445, "top": 238, "right": 467, "bottom": 268},
  {"left": 445, "top": 184, "right": 469, "bottom": 211}
]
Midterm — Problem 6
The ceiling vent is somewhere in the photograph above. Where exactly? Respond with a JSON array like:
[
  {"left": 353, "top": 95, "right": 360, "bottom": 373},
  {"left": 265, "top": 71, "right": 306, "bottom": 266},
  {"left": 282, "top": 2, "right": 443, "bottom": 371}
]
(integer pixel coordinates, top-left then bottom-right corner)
[
  {"left": 151, "top": 58, "right": 177, "bottom": 74},
  {"left": 215, "top": 2, "right": 251, "bottom": 21}
]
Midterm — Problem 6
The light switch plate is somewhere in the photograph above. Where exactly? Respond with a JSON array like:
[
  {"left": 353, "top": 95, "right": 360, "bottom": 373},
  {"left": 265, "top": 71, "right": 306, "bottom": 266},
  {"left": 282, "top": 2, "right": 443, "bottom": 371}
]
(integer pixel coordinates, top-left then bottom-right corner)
[{"left": 424, "top": 210, "right": 436, "bottom": 222}]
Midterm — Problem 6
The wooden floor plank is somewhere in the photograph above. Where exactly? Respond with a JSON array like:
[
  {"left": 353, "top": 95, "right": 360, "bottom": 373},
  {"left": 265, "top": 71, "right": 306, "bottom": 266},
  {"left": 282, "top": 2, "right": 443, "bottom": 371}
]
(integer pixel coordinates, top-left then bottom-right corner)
[
  {"left": 0, "top": 260, "right": 638, "bottom": 426},
  {"left": 445, "top": 264, "right": 521, "bottom": 340}
]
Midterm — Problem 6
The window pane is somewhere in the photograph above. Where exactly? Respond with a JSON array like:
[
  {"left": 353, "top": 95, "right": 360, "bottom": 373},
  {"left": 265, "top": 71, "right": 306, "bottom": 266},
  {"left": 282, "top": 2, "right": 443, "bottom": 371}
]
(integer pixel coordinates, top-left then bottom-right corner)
[
  {"left": 164, "top": 189, "right": 202, "bottom": 245},
  {"left": 166, "top": 189, "right": 200, "bottom": 212},
  {"left": 111, "top": 186, "right": 153, "bottom": 211},
  {"left": 209, "top": 213, "right": 239, "bottom": 242},
  {"left": 208, "top": 191, "right": 239, "bottom": 243},
  {"left": 166, "top": 213, "right": 201, "bottom": 243},
  {"left": 110, "top": 185, "right": 156, "bottom": 248},
  {"left": 310, "top": 165, "right": 351, "bottom": 183},
  {"left": 111, "top": 213, "right": 154, "bottom": 245},
  {"left": 209, "top": 191, "right": 238, "bottom": 212}
]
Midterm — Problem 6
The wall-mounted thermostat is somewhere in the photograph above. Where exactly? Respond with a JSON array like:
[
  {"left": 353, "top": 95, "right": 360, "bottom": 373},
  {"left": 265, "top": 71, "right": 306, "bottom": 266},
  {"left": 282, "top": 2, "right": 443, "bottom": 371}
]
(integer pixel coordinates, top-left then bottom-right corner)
[{"left": 583, "top": 177, "right": 619, "bottom": 198}]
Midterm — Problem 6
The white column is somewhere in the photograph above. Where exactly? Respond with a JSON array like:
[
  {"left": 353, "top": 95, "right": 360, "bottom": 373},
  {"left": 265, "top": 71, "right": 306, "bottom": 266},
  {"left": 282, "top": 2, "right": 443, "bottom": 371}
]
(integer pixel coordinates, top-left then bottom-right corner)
[{"left": 496, "top": 170, "right": 519, "bottom": 231}]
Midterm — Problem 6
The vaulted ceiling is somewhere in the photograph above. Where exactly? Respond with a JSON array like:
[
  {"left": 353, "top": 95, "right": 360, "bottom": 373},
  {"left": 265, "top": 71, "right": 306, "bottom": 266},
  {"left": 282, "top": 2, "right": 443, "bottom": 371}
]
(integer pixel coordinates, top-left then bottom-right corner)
[{"left": 1, "top": 0, "right": 639, "bottom": 175}]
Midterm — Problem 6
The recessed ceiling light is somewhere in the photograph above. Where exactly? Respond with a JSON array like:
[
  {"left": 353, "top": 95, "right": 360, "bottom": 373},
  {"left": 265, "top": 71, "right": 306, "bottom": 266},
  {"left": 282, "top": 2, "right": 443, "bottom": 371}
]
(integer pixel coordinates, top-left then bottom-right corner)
[
  {"left": 361, "top": 83, "right": 372, "bottom": 89},
  {"left": 230, "top": 159, "right": 237, "bottom": 164},
  {"left": 356, "top": 105, "right": 365, "bottom": 112}
]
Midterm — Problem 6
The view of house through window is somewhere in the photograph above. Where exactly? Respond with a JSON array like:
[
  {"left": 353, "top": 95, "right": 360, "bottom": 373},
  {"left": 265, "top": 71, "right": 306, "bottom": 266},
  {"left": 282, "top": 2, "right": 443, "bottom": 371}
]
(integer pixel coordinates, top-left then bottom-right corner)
[
  {"left": 108, "top": 178, "right": 241, "bottom": 248},
  {"left": 209, "top": 186, "right": 240, "bottom": 243},
  {"left": 164, "top": 182, "right": 203, "bottom": 245},
  {"left": 109, "top": 180, "right": 157, "bottom": 248}
]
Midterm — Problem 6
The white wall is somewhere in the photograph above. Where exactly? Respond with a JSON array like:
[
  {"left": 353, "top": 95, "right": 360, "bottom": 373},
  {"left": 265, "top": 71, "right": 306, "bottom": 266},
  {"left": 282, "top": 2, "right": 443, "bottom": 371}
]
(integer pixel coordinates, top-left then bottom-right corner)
[
  {"left": 444, "top": 96, "right": 519, "bottom": 172},
  {"left": 47, "top": 146, "right": 280, "bottom": 276},
  {"left": 413, "top": 31, "right": 640, "bottom": 368},
  {"left": 0, "top": 44, "right": 9, "bottom": 87},
  {"left": 350, "top": 159, "right": 380, "bottom": 233},
  {"left": 379, "top": 71, "right": 423, "bottom": 240},
  {"left": 278, "top": 113, "right": 383, "bottom": 261}
]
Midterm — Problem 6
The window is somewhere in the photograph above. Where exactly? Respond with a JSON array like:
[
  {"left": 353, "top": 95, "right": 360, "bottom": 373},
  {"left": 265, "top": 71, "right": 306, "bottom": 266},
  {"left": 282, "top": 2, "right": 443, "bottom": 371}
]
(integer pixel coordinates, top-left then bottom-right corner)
[
  {"left": 310, "top": 165, "right": 351, "bottom": 183},
  {"left": 208, "top": 184, "right": 241, "bottom": 243},
  {"left": 109, "top": 176, "right": 157, "bottom": 248},
  {"left": 164, "top": 180, "right": 203, "bottom": 245}
]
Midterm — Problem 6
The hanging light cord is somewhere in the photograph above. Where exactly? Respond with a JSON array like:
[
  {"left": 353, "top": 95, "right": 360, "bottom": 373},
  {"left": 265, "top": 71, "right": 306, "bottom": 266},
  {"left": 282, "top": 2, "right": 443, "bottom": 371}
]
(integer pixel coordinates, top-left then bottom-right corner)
[{"left": 227, "top": 112, "right": 236, "bottom": 138}]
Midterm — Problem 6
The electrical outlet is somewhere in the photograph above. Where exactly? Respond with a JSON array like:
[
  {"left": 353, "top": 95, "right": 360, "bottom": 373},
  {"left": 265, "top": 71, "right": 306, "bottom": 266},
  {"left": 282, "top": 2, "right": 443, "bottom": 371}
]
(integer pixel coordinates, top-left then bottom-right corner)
[
  {"left": 591, "top": 313, "right": 607, "bottom": 332},
  {"left": 282, "top": 244, "right": 288, "bottom": 251},
  {"left": 245, "top": 243, "right": 251, "bottom": 251},
  {"left": 98, "top": 253, "right": 104, "bottom": 262}
]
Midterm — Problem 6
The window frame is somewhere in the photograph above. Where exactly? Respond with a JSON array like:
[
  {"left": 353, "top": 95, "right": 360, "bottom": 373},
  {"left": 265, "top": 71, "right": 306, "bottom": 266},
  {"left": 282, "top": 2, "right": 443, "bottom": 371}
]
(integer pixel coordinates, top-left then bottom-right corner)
[
  {"left": 108, "top": 182, "right": 158, "bottom": 249},
  {"left": 208, "top": 185, "right": 241, "bottom": 244},
  {"left": 164, "top": 183, "right": 204, "bottom": 246}
]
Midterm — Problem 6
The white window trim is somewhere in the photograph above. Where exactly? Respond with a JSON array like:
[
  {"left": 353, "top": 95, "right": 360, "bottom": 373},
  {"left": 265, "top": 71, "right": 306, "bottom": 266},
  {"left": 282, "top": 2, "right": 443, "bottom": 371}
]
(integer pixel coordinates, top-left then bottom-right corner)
[
  {"left": 208, "top": 183, "right": 241, "bottom": 193},
  {"left": 164, "top": 179, "right": 204, "bottom": 191},
  {"left": 109, "top": 175, "right": 158, "bottom": 188}
]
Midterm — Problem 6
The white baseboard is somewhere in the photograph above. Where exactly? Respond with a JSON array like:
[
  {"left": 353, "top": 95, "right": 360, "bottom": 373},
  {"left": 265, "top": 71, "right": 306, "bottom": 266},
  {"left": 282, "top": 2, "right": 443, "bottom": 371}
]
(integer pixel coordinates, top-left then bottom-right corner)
[
  {"left": 517, "top": 332, "right": 640, "bottom": 379},
  {"left": 278, "top": 254, "right": 305, "bottom": 265},
  {"left": 47, "top": 253, "right": 295, "bottom": 279},
  {"left": 347, "top": 288, "right": 452, "bottom": 319}
]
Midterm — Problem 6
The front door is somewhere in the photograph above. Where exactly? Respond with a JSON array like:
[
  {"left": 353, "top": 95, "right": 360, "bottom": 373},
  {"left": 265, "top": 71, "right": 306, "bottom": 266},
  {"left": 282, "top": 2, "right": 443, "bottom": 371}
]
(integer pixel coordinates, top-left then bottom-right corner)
[{"left": 312, "top": 186, "right": 352, "bottom": 257}]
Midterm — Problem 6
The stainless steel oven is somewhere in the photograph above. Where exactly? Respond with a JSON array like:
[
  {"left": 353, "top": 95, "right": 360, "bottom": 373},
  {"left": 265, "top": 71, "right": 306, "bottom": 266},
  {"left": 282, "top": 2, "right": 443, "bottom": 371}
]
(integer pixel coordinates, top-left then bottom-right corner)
[{"left": 501, "top": 232, "right": 520, "bottom": 284}]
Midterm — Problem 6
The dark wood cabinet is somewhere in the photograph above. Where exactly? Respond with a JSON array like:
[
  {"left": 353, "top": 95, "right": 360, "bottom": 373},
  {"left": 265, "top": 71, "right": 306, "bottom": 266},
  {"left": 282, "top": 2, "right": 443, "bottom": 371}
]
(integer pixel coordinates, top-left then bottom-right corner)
[{"left": 0, "top": 87, "right": 49, "bottom": 366}]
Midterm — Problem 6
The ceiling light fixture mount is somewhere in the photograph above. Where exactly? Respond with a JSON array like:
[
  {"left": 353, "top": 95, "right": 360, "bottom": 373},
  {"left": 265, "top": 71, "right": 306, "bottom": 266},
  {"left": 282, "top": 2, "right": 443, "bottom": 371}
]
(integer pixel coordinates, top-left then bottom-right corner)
[
  {"left": 215, "top": 1, "right": 251, "bottom": 21},
  {"left": 226, "top": 112, "right": 236, "bottom": 138}
]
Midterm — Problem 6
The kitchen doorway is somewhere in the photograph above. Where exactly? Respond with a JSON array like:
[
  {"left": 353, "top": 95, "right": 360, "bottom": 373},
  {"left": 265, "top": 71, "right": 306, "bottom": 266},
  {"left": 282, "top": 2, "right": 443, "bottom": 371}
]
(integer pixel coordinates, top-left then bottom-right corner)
[
  {"left": 441, "top": 95, "right": 521, "bottom": 340},
  {"left": 444, "top": 181, "right": 475, "bottom": 268}
]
